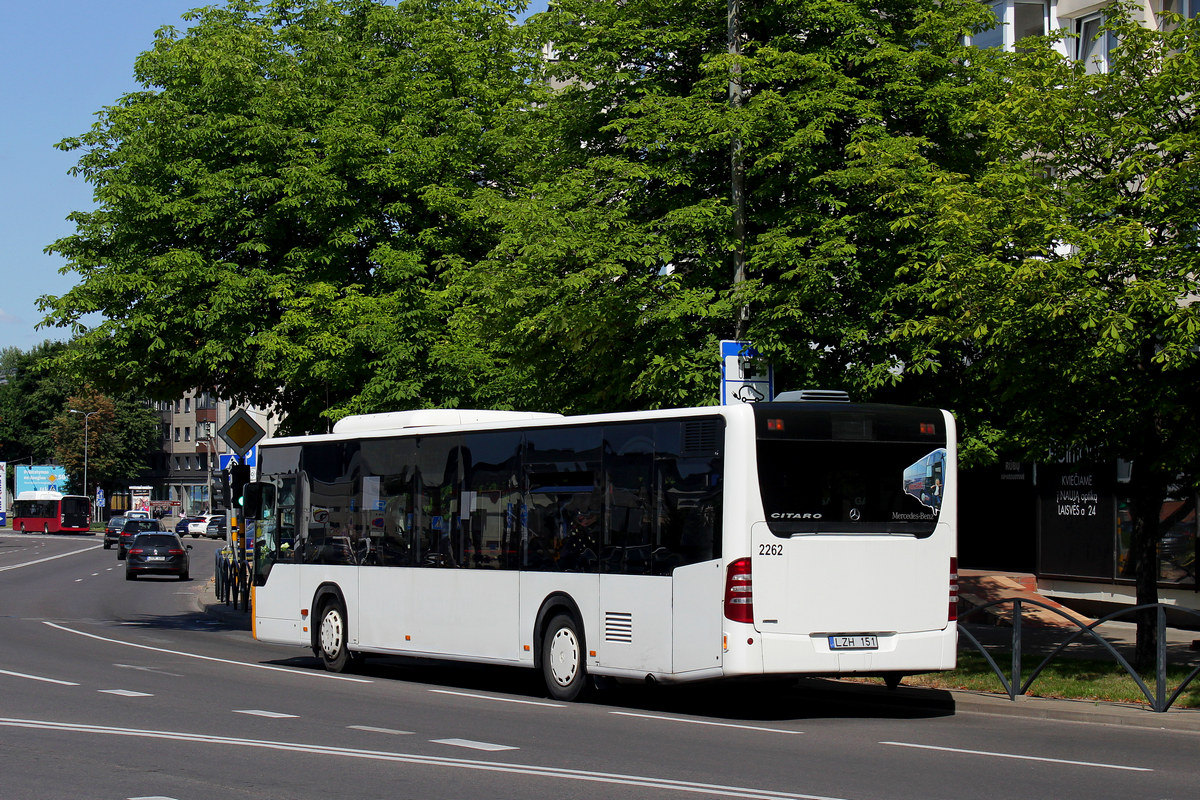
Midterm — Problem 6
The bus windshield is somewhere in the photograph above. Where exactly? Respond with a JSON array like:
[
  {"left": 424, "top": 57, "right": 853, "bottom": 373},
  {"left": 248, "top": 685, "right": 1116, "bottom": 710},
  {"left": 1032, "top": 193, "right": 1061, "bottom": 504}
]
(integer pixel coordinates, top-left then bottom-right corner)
[{"left": 755, "top": 404, "right": 947, "bottom": 537}]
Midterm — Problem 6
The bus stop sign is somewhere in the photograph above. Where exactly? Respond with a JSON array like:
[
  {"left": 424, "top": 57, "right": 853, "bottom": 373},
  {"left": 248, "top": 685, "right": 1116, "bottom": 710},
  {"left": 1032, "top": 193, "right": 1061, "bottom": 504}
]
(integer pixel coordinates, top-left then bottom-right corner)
[{"left": 218, "top": 409, "right": 266, "bottom": 458}]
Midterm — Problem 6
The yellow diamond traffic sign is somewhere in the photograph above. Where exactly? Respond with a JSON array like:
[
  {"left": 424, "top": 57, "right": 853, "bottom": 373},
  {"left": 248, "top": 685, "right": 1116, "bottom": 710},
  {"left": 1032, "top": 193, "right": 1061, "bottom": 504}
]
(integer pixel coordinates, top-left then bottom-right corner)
[{"left": 217, "top": 408, "right": 266, "bottom": 457}]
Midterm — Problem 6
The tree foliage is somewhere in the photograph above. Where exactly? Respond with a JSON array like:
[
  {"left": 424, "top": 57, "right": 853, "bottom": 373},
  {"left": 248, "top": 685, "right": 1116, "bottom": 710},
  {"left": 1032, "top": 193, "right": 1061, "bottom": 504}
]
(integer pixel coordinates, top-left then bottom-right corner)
[
  {"left": 448, "top": 0, "right": 1003, "bottom": 412},
  {"left": 2, "top": 344, "right": 161, "bottom": 497},
  {"left": 887, "top": 3, "right": 1200, "bottom": 663},
  {"left": 44, "top": 0, "right": 546, "bottom": 432},
  {"left": 49, "top": 389, "right": 161, "bottom": 495},
  {"left": 0, "top": 342, "right": 76, "bottom": 465}
]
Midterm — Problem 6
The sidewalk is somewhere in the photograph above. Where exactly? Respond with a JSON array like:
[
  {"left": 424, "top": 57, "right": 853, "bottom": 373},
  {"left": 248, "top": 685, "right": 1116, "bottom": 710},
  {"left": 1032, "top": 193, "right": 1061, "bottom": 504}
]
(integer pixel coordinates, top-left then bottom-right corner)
[{"left": 192, "top": 578, "right": 1200, "bottom": 732}]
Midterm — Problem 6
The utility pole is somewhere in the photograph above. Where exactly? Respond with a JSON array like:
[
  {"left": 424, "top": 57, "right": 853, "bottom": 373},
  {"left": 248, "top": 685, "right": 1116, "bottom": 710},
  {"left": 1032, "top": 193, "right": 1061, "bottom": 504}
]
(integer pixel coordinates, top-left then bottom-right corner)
[
  {"left": 69, "top": 409, "right": 99, "bottom": 500},
  {"left": 729, "top": 0, "right": 748, "bottom": 340}
]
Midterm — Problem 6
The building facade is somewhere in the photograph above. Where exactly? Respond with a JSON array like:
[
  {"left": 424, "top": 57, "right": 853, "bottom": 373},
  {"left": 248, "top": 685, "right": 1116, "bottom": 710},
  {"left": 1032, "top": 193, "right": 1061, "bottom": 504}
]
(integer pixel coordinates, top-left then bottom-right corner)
[{"left": 144, "top": 391, "right": 276, "bottom": 517}]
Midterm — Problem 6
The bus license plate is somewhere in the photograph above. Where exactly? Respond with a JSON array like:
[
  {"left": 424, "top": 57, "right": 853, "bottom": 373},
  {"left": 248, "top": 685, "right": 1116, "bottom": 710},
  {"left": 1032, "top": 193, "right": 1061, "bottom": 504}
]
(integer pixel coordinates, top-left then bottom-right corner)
[{"left": 828, "top": 635, "right": 878, "bottom": 650}]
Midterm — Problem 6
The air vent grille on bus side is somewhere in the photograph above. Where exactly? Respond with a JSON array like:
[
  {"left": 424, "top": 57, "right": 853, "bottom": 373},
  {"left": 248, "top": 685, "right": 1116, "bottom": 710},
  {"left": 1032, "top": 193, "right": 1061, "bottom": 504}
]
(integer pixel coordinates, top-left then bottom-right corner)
[
  {"left": 682, "top": 420, "right": 719, "bottom": 456},
  {"left": 604, "top": 612, "right": 633, "bottom": 643}
]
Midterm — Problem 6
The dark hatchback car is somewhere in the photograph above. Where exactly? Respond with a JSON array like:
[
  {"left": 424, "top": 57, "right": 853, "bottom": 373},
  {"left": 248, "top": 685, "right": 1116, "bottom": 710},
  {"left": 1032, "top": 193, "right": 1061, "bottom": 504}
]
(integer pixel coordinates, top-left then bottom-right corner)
[
  {"left": 117, "top": 519, "right": 164, "bottom": 560},
  {"left": 125, "top": 532, "right": 191, "bottom": 580},
  {"left": 103, "top": 516, "right": 128, "bottom": 550}
]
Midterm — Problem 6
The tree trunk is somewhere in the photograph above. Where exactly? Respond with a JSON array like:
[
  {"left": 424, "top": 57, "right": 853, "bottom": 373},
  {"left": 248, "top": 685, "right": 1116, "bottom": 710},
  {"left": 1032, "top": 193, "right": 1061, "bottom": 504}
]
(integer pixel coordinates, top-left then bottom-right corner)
[{"left": 1129, "top": 475, "right": 1166, "bottom": 672}]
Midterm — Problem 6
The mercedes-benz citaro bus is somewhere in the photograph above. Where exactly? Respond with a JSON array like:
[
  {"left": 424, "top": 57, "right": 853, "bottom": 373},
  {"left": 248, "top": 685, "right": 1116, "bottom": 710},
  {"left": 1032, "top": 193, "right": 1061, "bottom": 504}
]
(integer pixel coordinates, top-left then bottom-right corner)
[{"left": 245, "top": 393, "right": 957, "bottom": 700}]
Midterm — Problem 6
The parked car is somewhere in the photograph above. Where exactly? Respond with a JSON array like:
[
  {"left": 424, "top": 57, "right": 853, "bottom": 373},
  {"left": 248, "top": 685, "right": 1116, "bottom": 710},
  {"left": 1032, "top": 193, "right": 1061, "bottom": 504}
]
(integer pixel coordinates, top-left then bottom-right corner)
[
  {"left": 125, "top": 532, "right": 191, "bottom": 580},
  {"left": 175, "top": 516, "right": 200, "bottom": 536},
  {"left": 103, "top": 516, "right": 128, "bottom": 550},
  {"left": 205, "top": 515, "right": 227, "bottom": 540},
  {"left": 186, "top": 514, "right": 214, "bottom": 538},
  {"left": 117, "top": 519, "right": 163, "bottom": 560}
]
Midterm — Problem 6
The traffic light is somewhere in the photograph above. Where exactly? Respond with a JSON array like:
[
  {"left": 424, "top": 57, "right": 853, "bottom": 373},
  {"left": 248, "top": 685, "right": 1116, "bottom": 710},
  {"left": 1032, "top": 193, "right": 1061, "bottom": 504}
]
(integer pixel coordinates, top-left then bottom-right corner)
[{"left": 229, "top": 464, "right": 251, "bottom": 508}]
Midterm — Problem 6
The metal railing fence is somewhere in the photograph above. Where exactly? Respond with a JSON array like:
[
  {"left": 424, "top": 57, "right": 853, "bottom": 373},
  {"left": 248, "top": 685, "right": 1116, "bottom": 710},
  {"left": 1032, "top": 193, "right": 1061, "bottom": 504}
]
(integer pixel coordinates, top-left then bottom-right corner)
[{"left": 958, "top": 599, "right": 1200, "bottom": 713}]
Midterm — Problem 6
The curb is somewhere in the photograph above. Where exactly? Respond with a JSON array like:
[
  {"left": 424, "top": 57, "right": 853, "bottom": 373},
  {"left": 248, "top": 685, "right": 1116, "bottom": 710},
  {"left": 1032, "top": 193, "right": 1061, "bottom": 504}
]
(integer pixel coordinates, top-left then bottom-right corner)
[{"left": 811, "top": 677, "right": 1200, "bottom": 734}]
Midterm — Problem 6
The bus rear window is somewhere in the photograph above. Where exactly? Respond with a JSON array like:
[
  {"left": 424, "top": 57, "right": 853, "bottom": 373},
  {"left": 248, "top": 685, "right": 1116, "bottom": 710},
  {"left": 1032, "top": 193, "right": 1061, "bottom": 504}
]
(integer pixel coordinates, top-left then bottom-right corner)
[{"left": 757, "top": 439, "right": 947, "bottom": 537}]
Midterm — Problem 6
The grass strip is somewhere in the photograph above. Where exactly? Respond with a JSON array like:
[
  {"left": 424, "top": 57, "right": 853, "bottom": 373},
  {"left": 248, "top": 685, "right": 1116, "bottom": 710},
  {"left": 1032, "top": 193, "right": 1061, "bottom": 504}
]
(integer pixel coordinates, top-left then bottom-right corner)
[{"left": 891, "top": 650, "right": 1200, "bottom": 708}]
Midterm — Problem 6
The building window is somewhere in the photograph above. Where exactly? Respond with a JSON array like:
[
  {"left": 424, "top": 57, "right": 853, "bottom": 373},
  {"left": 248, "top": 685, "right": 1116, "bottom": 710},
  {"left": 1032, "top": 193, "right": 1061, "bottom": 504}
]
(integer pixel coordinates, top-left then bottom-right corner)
[
  {"left": 1159, "top": 0, "right": 1199, "bottom": 30},
  {"left": 971, "top": 0, "right": 1049, "bottom": 51},
  {"left": 185, "top": 426, "right": 191, "bottom": 442},
  {"left": 174, "top": 456, "right": 181, "bottom": 470},
  {"left": 162, "top": 423, "right": 171, "bottom": 440},
  {"left": 175, "top": 400, "right": 181, "bottom": 413},
  {"left": 1077, "top": 14, "right": 1118, "bottom": 74},
  {"left": 174, "top": 427, "right": 181, "bottom": 442},
  {"left": 185, "top": 397, "right": 191, "bottom": 413}
]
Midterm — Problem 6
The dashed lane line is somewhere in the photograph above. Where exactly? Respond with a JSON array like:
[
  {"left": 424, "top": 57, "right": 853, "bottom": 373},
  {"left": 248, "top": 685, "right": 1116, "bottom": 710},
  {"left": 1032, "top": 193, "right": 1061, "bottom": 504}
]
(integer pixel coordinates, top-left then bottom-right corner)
[{"left": 0, "top": 717, "right": 855, "bottom": 800}]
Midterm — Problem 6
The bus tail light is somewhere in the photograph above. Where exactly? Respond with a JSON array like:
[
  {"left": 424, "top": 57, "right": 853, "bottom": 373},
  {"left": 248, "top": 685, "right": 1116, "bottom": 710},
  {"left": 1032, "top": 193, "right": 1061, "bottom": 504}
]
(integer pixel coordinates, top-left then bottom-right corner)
[
  {"left": 949, "top": 557, "right": 958, "bottom": 622},
  {"left": 724, "top": 558, "right": 754, "bottom": 623}
]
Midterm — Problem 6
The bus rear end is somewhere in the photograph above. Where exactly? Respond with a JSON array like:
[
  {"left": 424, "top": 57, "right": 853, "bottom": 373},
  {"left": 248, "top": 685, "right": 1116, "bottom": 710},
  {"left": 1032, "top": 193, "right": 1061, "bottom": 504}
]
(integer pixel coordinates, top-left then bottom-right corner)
[
  {"left": 724, "top": 402, "right": 957, "bottom": 679},
  {"left": 59, "top": 495, "right": 93, "bottom": 533}
]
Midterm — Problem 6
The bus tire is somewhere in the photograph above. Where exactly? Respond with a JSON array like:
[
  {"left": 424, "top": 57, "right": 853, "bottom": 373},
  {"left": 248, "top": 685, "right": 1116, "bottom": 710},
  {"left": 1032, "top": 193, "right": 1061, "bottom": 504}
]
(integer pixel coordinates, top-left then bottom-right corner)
[
  {"left": 317, "top": 598, "right": 353, "bottom": 673},
  {"left": 541, "top": 613, "right": 590, "bottom": 701}
]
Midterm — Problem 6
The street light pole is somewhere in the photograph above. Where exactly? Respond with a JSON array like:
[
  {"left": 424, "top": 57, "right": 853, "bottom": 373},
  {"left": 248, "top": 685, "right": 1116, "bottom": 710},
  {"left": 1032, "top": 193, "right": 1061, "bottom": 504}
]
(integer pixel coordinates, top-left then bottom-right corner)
[{"left": 69, "top": 409, "right": 99, "bottom": 500}]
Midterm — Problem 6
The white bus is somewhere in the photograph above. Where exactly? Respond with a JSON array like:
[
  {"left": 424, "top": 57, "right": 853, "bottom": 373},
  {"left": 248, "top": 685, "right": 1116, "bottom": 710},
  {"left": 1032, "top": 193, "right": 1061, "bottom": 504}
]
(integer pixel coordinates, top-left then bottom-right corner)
[{"left": 247, "top": 398, "right": 958, "bottom": 699}]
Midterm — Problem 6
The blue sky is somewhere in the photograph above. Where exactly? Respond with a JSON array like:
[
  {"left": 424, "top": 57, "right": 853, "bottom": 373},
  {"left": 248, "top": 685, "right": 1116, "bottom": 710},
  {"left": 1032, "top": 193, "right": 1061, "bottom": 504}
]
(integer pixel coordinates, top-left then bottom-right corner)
[{"left": 0, "top": 0, "right": 547, "bottom": 354}]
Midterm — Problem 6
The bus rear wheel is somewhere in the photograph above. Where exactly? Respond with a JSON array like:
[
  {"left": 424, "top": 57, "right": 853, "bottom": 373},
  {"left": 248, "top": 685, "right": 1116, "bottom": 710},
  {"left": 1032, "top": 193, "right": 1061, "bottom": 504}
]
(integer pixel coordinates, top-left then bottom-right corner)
[
  {"left": 541, "top": 613, "right": 590, "bottom": 701},
  {"left": 317, "top": 599, "right": 353, "bottom": 673}
]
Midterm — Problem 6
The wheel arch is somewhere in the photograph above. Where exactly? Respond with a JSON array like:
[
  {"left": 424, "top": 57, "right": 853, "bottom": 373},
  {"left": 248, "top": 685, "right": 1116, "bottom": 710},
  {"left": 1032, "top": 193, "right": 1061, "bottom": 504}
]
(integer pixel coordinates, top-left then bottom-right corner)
[
  {"left": 533, "top": 592, "right": 585, "bottom": 671},
  {"left": 309, "top": 582, "right": 349, "bottom": 654}
]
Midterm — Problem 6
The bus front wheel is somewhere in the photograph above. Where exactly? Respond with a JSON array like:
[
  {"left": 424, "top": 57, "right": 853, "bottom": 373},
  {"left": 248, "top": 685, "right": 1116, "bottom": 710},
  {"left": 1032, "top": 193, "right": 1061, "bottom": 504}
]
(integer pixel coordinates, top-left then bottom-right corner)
[
  {"left": 317, "top": 599, "right": 352, "bottom": 673},
  {"left": 541, "top": 613, "right": 590, "bottom": 701}
]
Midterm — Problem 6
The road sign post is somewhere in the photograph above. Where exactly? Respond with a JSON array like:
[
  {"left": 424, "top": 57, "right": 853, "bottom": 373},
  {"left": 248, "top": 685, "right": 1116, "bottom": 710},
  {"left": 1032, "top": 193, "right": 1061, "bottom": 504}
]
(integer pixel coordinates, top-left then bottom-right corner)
[{"left": 720, "top": 340, "right": 774, "bottom": 405}]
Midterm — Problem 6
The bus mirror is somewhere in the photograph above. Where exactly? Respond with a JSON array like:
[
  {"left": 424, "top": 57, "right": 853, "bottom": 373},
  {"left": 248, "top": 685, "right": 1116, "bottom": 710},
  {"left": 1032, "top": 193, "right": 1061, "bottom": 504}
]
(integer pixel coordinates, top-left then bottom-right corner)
[{"left": 242, "top": 483, "right": 263, "bottom": 517}]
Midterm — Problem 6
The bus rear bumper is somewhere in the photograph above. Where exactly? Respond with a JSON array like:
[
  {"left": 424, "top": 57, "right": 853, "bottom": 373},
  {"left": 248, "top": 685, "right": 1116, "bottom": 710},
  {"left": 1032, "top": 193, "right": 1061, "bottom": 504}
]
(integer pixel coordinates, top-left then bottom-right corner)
[{"left": 725, "top": 623, "right": 958, "bottom": 677}]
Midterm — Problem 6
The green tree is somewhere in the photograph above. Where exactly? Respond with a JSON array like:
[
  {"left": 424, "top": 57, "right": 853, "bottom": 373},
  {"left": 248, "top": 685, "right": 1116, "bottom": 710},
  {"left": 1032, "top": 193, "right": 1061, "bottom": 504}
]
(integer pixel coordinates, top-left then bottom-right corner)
[
  {"left": 450, "top": 0, "right": 1002, "bottom": 412},
  {"left": 0, "top": 342, "right": 75, "bottom": 466},
  {"left": 49, "top": 389, "right": 160, "bottom": 496},
  {"left": 891, "top": 4, "right": 1200, "bottom": 666},
  {"left": 43, "top": 0, "right": 544, "bottom": 431}
]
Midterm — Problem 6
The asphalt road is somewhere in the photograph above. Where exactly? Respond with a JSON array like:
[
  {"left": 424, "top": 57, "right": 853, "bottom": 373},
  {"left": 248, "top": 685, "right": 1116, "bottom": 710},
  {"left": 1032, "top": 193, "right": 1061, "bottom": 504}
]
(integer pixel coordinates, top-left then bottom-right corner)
[{"left": 1, "top": 531, "right": 1197, "bottom": 800}]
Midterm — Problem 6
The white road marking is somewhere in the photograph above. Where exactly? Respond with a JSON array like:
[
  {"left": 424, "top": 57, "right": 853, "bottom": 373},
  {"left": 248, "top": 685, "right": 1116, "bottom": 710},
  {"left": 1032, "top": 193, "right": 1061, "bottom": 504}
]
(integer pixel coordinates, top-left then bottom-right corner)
[
  {"left": 234, "top": 710, "right": 298, "bottom": 719},
  {"left": 610, "top": 711, "right": 804, "bottom": 735},
  {"left": 100, "top": 689, "right": 153, "bottom": 697},
  {"left": 432, "top": 738, "right": 518, "bottom": 752},
  {"left": 0, "top": 717, "right": 849, "bottom": 800},
  {"left": 428, "top": 689, "right": 565, "bottom": 708},
  {"left": 129, "top": 796, "right": 178, "bottom": 799},
  {"left": 43, "top": 621, "right": 372, "bottom": 683},
  {"left": 0, "top": 545, "right": 103, "bottom": 572},
  {"left": 348, "top": 725, "right": 414, "bottom": 735},
  {"left": 0, "top": 668, "right": 79, "bottom": 686},
  {"left": 880, "top": 741, "right": 1152, "bottom": 772},
  {"left": 114, "top": 664, "right": 185, "bottom": 678}
]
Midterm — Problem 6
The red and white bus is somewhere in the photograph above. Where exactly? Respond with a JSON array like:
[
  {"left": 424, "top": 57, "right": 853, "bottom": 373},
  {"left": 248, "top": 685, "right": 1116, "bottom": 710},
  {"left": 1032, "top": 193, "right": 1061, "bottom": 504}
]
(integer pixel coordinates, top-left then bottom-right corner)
[
  {"left": 247, "top": 398, "right": 958, "bottom": 699},
  {"left": 12, "top": 491, "right": 93, "bottom": 534}
]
